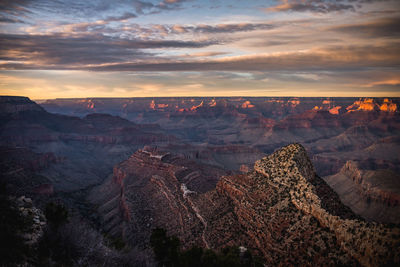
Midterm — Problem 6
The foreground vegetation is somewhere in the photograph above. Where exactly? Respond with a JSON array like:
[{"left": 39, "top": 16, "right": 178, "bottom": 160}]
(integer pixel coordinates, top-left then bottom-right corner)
[{"left": 150, "top": 228, "right": 264, "bottom": 267}]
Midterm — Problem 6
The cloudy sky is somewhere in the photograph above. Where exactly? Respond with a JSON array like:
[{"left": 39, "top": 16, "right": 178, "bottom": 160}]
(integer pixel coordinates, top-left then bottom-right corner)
[{"left": 0, "top": 0, "right": 399, "bottom": 99}]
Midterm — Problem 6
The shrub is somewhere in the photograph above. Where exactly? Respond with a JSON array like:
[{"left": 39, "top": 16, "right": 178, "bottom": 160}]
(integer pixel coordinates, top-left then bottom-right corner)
[
  {"left": 0, "top": 194, "right": 32, "bottom": 265},
  {"left": 150, "top": 228, "right": 264, "bottom": 267},
  {"left": 44, "top": 202, "right": 68, "bottom": 229}
]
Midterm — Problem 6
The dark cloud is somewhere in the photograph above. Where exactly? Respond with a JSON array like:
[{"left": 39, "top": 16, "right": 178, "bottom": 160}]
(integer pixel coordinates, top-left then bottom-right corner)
[
  {"left": 0, "top": 33, "right": 219, "bottom": 67},
  {"left": 0, "top": 0, "right": 32, "bottom": 16},
  {"left": 330, "top": 17, "right": 400, "bottom": 38},
  {"left": 141, "top": 23, "right": 276, "bottom": 36},
  {"left": 268, "top": 0, "right": 355, "bottom": 13},
  {"left": 0, "top": 16, "right": 26, "bottom": 24},
  {"left": 132, "top": 1, "right": 155, "bottom": 14},
  {"left": 104, "top": 12, "right": 137, "bottom": 22},
  {"left": 1, "top": 34, "right": 398, "bottom": 72},
  {"left": 184, "top": 23, "right": 275, "bottom": 33},
  {"left": 0, "top": 0, "right": 188, "bottom": 23}
]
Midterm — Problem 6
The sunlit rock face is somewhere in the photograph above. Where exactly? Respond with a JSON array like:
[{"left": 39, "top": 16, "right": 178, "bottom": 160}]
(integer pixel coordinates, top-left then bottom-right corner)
[
  {"left": 79, "top": 99, "right": 95, "bottom": 109},
  {"left": 287, "top": 98, "right": 300, "bottom": 107},
  {"left": 329, "top": 106, "right": 342, "bottom": 115},
  {"left": 190, "top": 101, "right": 203, "bottom": 111},
  {"left": 149, "top": 100, "right": 155, "bottom": 109},
  {"left": 380, "top": 98, "right": 397, "bottom": 112},
  {"left": 241, "top": 100, "right": 255, "bottom": 108},
  {"left": 346, "top": 98, "right": 381, "bottom": 112},
  {"left": 208, "top": 99, "right": 217, "bottom": 107}
]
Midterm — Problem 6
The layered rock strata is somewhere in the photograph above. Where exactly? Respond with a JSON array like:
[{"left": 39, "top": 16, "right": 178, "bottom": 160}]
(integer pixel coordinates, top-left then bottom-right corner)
[
  {"left": 93, "top": 144, "right": 400, "bottom": 266},
  {"left": 91, "top": 148, "right": 226, "bottom": 249},
  {"left": 325, "top": 161, "right": 400, "bottom": 223}
]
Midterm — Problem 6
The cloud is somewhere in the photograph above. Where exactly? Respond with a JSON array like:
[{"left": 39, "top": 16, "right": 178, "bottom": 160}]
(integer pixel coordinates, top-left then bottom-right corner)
[
  {"left": 1, "top": 39, "right": 399, "bottom": 72},
  {"left": 177, "top": 51, "right": 230, "bottom": 58},
  {"left": 86, "top": 44, "right": 400, "bottom": 72},
  {"left": 0, "top": 0, "right": 32, "bottom": 16},
  {"left": 330, "top": 17, "right": 400, "bottom": 38},
  {"left": 267, "top": 0, "right": 355, "bottom": 13},
  {"left": 184, "top": 23, "right": 275, "bottom": 33},
  {"left": 164, "top": 0, "right": 185, "bottom": 3},
  {"left": 0, "top": 32, "right": 220, "bottom": 68},
  {"left": 0, "top": 0, "right": 187, "bottom": 23},
  {"left": 137, "top": 22, "right": 276, "bottom": 36},
  {"left": 158, "top": 0, "right": 189, "bottom": 10},
  {"left": 104, "top": 12, "right": 137, "bottom": 22},
  {"left": 0, "top": 16, "right": 26, "bottom": 24},
  {"left": 364, "top": 79, "right": 400, "bottom": 87}
]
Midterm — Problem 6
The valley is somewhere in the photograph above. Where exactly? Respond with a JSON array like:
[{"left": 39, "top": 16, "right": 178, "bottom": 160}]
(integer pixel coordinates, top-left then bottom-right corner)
[{"left": 1, "top": 96, "right": 399, "bottom": 266}]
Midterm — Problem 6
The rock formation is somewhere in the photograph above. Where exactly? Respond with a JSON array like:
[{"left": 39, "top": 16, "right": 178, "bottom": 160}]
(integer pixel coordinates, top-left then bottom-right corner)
[
  {"left": 93, "top": 144, "right": 400, "bottom": 266},
  {"left": 325, "top": 161, "right": 400, "bottom": 223},
  {"left": 14, "top": 195, "right": 46, "bottom": 245},
  {"left": 90, "top": 148, "right": 227, "bottom": 249},
  {"left": 0, "top": 96, "right": 45, "bottom": 114}
]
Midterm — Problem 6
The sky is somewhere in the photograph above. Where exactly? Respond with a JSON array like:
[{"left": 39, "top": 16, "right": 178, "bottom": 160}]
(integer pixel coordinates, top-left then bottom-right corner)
[{"left": 0, "top": 0, "right": 399, "bottom": 99}]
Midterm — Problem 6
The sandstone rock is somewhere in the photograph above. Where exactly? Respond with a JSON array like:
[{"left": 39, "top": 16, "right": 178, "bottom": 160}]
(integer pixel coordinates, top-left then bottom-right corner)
[{"left": 92, "top": 143, "right": 400, "bottom": 266}]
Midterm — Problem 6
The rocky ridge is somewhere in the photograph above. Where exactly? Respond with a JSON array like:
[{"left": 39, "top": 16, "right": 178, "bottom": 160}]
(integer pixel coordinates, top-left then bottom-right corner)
[
  {"left": 93, "top": 143, "right": 400, "bottom": 266},
  {"left": 253, "top": 144, "right": 399, "bottom": 266}
]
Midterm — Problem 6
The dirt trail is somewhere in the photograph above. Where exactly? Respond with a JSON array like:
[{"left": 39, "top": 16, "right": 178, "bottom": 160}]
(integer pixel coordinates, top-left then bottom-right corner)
[{"left": 180, "top": 183, "right": 210, "bottom": 248}]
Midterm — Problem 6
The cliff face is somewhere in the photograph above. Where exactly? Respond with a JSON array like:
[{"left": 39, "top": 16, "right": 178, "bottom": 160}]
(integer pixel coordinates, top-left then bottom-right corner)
[
  {"left": 340, "top": 161, "right": 400, "bottom": 206},
  {"left": 205, "top": 144, "right": 359, "bottom": 266},
  {"left": 208, "top": 144, "right": 399, "bottom": 266},
  {"left": 325, "top": 161, "right": 400, "bottom": 223},
  {"left": 93, "top": 143, "right": 400, "bottom": 266},
  {"left": 91, "top": 148, "right": 227, "bottom": 249},
  {"left": 0, "top": 97, "right": 174, "bottom": 193}
]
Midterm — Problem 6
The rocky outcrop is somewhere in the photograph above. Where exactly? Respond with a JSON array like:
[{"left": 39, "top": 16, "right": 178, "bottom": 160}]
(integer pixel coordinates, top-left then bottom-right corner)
[
  {"left": 15, "top": 196, "right": 46, "bottom": 245},
  {"left": 254, "top": 145, "right": 399, "bottom": 267},
  {"left": 206, "top": 144, "right": 358, "bottom": 266},
  {"left": 93, "top": 143, "right": 400, "bottom": 266},
  {"left": 211, "top": 144, "right": 399, "bottom": 266}
]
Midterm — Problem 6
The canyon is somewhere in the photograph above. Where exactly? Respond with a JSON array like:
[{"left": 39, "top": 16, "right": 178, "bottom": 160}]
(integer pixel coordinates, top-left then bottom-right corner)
[
  {"left": 1, "top": 95, "right": 400, "bottom": 266},
  {"left": 92, "top": 143, "right": 399, "bottom": 266},
  {"left": 39, "top": 96, "right": 400, "bottom": 224}
]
